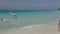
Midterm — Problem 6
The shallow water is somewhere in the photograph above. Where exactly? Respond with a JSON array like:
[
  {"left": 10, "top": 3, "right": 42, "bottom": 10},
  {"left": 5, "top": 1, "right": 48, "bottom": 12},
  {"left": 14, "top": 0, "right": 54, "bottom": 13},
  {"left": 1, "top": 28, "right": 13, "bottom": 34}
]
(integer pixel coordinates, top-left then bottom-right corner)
[{"left": 0, "top": 10, "right": 60, "bottom": 34}]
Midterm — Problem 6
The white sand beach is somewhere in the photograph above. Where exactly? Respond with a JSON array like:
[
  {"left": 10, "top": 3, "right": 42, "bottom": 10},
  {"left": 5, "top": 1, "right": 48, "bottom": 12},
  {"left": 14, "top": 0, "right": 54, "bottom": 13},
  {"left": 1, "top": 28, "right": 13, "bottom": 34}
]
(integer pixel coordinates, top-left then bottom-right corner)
[{"left": 2, "top": 23, "right": 60, "bottom": 34}]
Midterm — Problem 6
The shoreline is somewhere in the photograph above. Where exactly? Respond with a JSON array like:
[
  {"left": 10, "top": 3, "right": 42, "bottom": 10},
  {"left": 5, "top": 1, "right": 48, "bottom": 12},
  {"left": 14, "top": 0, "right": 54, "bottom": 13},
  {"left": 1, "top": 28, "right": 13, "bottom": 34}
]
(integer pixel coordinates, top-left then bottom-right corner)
[{"left": 1, "top": 23, "right": 58, "bottom": 34}]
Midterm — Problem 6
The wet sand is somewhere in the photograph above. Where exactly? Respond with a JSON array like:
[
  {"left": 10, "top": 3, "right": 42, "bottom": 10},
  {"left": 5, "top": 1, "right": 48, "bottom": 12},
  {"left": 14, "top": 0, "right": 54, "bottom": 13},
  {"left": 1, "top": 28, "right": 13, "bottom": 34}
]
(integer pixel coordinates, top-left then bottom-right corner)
[{"left": 2, "top": 23, "right": 60, "bottom": 34}]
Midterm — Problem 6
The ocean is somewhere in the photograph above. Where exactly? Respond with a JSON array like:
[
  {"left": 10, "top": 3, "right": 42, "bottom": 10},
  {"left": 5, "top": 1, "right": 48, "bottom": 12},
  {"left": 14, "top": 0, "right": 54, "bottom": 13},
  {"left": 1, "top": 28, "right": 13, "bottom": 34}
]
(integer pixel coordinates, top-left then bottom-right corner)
[{"left": 0, "top": 10, "right": 60, "bottom": 34}]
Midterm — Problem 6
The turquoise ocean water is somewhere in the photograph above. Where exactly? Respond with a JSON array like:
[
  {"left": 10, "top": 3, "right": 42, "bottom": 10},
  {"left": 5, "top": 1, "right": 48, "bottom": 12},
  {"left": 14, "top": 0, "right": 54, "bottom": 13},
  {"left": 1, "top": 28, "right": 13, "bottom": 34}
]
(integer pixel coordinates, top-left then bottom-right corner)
[{"left": 0, "top": 10, "right": 60, "bottom": 34}]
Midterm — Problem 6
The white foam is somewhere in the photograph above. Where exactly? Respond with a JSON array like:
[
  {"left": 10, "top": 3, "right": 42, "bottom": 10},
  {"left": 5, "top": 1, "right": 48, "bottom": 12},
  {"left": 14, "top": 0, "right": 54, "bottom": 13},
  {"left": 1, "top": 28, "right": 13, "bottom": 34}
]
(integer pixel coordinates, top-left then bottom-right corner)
[
  {"left": 3, "top": 18, "right": 8, "bottom": 21},
  {"left": 21, "top": 24, "right": 47, "bottom": 29},
  {"left": 22, "top": 26, "right": 33, "bottom": 29}
]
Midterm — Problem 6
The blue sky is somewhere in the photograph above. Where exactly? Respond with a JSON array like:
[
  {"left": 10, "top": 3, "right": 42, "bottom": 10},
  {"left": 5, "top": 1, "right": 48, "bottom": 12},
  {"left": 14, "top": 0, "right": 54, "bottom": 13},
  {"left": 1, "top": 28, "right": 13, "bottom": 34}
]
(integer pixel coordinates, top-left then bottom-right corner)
[{"left": 0, "top": 0, "right": 60, "bottom": 10}]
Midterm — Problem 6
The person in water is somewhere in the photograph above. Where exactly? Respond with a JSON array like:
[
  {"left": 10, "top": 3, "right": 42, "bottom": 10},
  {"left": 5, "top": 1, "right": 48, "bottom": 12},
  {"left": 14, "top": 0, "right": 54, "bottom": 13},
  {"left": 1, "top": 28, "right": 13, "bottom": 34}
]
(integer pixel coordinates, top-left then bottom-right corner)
[
  {"left": 11, "top": 12, "right": 17, "bottom": 19},
  {"left": 1, "top": 17, "right": 3, "bottom": 21},
  {"left": 15, "top": 15, "right": 17, "bottom": 19}
]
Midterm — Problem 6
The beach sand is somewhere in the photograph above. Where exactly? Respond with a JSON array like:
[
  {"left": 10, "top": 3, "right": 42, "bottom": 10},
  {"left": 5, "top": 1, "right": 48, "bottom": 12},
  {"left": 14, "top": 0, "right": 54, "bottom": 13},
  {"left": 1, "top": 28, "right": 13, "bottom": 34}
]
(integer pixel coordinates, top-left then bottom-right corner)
[{"left": 2, "top": 23, "right": 60, "bottom": 34}]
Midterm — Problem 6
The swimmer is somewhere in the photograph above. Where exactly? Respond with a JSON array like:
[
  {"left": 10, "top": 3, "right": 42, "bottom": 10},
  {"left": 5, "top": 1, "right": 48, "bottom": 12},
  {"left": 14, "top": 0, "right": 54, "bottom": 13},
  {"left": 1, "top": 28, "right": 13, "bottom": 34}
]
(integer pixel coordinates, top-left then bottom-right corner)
[
  {"left": 15, "top": 15, "right": 17, "bottom": 19},
  {"left": 11, "top": 12, "right": 16, "bottom": 16},
  {"left": 1, "top": 17, "right": 3, "bottom": 21},
  {"left": 11, "top": 12, "right": 17, "bottom": 19}
]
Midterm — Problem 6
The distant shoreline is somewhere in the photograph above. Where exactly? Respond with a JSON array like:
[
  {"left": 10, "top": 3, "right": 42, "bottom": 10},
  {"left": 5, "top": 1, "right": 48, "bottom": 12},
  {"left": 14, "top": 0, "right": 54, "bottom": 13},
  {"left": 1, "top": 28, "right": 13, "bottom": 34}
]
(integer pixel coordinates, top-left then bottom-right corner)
[{"left": 0, "top": 10, "right": 56, "bottom": 11}]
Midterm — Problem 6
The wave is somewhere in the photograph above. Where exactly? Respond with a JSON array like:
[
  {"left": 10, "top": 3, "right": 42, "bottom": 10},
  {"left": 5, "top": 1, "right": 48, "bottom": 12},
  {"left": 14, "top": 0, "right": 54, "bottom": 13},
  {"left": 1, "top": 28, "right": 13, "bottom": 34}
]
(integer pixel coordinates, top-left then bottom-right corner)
[{"left": 21, "top": 24, "right": 47, "bottom": 29}]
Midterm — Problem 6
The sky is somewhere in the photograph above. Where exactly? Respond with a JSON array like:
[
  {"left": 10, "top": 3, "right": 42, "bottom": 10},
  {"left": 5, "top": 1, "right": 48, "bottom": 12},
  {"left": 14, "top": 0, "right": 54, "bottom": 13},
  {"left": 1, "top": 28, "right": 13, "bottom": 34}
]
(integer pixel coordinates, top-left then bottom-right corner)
[{"left": 0, "top": 0, "right": 60, "bottom": 10}]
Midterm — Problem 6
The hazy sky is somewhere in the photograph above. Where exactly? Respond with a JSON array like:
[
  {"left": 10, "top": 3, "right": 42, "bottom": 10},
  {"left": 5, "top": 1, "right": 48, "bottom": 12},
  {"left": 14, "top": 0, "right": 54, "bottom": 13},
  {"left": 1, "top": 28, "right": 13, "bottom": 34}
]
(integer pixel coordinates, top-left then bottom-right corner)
[{"left": 0, "top": 0, "right": 60, "bottom": 10}]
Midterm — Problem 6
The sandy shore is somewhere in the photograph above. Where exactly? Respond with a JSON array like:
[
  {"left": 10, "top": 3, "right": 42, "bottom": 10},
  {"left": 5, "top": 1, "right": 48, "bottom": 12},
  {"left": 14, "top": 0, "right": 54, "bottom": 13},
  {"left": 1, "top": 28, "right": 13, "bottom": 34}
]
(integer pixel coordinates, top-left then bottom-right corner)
[{"left": 2, "top": 23, "right": 60, "bottom": 34}]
